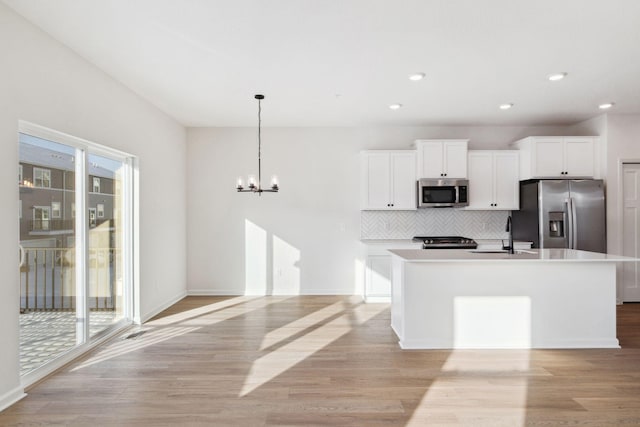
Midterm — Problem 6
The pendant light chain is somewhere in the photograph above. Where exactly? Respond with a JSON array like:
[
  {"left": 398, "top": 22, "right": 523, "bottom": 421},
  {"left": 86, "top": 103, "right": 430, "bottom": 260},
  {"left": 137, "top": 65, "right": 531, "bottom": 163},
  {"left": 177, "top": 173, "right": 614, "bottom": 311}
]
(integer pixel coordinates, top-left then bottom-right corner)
[{"left": 257, "top": 96, "right": 261, "bottom": 190}]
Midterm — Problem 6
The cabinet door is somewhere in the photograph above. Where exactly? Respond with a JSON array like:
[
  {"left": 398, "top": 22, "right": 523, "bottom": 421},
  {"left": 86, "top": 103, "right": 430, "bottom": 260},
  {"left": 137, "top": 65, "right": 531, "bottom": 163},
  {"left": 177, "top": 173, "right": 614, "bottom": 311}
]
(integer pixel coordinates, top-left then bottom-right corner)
[
  {"left": 366, "top": 255, "right": 391, "bottom": 298},
  {"left": 467, "top": 152, "right": 494, "bottom": 209},
  {"left": 390, "top": 152, "right": 417, "bottom": 209},
  {"left": 443, "top": 141, "right": 468, "bottom": 178},
  {"left": 361, "top": 153, "right": 390, "bottom": 209},
  {"left": 533, "top": 139, "right": 564, "bottom": 177},
  {"left": 493, "top": 152, "right": 520, "bottom": 210},
  {"left": 565, "top": 137, "right": 594, "bottom": 177},
  {"left": 419, "top": 142, "right": 444, "bottom": 178}
]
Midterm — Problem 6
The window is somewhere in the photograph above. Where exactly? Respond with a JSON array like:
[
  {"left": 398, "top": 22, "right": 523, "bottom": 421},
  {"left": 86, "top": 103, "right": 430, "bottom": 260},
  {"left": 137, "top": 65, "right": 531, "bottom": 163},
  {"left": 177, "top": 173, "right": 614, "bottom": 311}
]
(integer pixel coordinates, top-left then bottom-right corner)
[
  {"left": 51, "top": 202, "right": 61, "bottom": 219},
  {"left": 92, "top": 177, "right": 100, "bottom": 193},
  {"left": 19, "top": 164, "right": 23, "bottom": 185},
  {"left": 97, "top": 203, "right": 105, "bottom": 218},
  {"left": 71, "top": 202, "right": 75, "bottom": 218},
  {"left": 34, "top": 167, "right": 51, "bottom": 188},
  {"left": 33, "top": 206, "right": 51, "bottom": 230},
  {"left": 89, "top": 208, "right": 97, "bottom": 228}
]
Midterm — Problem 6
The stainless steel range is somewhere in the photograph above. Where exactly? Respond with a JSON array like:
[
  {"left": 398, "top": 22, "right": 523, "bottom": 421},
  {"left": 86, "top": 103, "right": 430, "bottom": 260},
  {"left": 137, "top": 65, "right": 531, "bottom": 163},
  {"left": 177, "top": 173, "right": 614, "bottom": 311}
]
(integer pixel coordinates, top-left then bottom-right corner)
[{"left": 412, "top": 236, "right": 478, "bottom": 249}]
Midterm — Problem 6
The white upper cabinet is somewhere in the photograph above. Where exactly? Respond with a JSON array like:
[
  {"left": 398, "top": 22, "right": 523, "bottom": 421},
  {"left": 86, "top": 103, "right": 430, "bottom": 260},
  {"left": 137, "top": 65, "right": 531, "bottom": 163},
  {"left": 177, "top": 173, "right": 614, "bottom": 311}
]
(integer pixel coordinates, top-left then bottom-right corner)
[
  {"left": 415, "top": 139, "right": 468, "bottom": 178},
  {"left": 512, "top": 136, "right": 598, "bottom": 179},
  {"left": 360, "top": 151, "right": 416, "bottom": 210},
  {"left": 466, "top": 150, "right": 519, "bottom": 210}
]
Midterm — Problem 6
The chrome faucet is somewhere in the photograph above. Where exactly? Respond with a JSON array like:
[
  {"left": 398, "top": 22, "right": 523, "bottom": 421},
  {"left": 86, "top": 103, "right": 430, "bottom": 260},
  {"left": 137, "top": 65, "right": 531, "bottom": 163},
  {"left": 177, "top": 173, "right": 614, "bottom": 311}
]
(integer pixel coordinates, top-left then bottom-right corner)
[{"left": 505, "top": 215, "right": 514, "bottom": 254}]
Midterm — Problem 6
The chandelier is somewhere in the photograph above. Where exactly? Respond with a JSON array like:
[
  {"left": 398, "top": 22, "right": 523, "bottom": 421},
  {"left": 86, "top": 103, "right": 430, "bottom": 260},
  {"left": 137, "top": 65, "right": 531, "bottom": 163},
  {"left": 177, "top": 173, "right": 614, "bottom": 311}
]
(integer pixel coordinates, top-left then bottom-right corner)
[{"left": 236, "top": 94, "right": 279, "bottom": 194}]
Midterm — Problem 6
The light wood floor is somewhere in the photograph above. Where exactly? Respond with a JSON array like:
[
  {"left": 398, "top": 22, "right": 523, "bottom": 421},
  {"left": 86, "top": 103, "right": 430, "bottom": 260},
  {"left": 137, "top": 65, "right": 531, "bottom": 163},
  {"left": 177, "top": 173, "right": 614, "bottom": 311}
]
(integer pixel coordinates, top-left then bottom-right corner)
[{"left": 2, "top": 296, "right": 640, "bottom": 426}]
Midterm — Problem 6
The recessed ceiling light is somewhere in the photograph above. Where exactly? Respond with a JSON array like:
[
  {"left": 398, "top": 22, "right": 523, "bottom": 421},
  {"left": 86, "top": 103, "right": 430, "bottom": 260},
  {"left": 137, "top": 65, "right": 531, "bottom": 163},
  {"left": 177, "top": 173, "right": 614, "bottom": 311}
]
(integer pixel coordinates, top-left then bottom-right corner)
[
  {"left": 409, "top": 73, "right": 426, "bottom": 81},
  {"left": 548, "top": 72, "right": 567, "bottom": 81},
  {"left": 599, "top": 102, "right": 615, "bottom": 109},
  {"left": 499, "top": 103, "right": 514, "bottom": 110},
  {"left": 389, "top": 103, "right": 403, "bottom": 110}
]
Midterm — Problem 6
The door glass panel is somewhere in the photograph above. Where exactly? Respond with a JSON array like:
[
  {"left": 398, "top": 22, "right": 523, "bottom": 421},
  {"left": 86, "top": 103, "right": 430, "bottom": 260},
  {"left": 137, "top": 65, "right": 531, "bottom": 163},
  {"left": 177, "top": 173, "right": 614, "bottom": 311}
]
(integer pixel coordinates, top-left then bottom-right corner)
[
  {"left": 19, "top": 134, "right": 78, "bottom": 375},
  {"left": 88, "top": 153, "right": 126, "bottom": 336}
]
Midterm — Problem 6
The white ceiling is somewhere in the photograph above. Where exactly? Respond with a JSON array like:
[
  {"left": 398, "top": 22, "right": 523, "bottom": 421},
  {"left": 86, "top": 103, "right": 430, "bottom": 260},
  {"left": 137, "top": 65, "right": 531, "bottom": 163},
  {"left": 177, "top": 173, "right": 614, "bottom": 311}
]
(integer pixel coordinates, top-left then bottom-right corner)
[{"left": 5, "top": 0, "right": 640, "bottom": 127}]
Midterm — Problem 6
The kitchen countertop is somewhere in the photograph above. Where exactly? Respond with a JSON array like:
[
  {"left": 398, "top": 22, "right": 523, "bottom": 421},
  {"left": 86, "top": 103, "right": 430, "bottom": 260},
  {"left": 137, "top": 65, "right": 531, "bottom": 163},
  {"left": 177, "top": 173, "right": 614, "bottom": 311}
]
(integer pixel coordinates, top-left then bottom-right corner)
[{"left": 389, "top": 248, "right": 638, "bottom": 262}]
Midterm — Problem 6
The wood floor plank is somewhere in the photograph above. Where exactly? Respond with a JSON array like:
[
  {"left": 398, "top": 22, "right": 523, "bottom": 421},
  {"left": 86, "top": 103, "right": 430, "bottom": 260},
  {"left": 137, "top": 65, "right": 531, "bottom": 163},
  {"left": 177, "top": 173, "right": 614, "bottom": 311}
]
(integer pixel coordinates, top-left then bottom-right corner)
[{"left": 1, "top": 297, "right": 640, "bottom": 426}]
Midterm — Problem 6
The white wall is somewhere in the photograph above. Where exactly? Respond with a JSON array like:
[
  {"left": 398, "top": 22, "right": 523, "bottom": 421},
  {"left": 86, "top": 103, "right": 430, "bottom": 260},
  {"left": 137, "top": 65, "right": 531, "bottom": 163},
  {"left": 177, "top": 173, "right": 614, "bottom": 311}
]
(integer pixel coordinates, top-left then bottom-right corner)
[
  {"left": 0, "top": 3, "right": 187, "bottom": 407},
  {"left": 600, "top": 114, "right": 640, "bottom": 301},
  {"left": 186, "top": 124, "right": 573, "bottom": 296}
]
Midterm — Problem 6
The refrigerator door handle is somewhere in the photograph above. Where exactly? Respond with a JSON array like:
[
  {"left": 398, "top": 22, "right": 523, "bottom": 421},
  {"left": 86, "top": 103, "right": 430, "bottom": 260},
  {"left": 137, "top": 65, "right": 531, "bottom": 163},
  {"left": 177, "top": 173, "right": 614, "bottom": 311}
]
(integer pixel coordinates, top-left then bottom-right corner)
[
  {"left": 566, "top": 198, "right": 574, "bottom": 249},
  {"left": 570, "top": 196, "right": 578, "bottom": 249},
  {"left": 566, "top": 197, "right": 578, "bottom": 249}
]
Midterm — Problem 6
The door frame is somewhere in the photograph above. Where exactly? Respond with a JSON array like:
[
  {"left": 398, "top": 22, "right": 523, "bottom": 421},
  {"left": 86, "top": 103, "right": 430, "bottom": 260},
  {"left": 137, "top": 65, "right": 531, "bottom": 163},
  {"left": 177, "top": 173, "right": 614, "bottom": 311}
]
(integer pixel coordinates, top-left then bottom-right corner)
[
  {"left": 18, "top": 120, "right": 139, "bottom": 387},
  {"left": 618, "top": 159, "right": 640, "bottom": 303}
]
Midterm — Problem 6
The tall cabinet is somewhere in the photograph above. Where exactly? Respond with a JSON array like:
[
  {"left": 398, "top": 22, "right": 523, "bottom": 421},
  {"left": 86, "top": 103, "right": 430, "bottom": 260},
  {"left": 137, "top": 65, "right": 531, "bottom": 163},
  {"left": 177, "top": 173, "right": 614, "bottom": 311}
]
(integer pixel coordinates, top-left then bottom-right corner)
[{"left": 360, "top": 151, "right": 416, "bottom": 210}]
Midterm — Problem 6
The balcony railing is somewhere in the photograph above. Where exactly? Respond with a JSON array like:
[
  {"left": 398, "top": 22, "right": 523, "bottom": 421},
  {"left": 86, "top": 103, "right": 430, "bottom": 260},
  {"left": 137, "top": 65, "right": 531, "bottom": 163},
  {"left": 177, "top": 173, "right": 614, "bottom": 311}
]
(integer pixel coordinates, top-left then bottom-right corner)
[
  {"left": 19, "top": 247, "right": 118, "bottom": 312},
  {"left": 29, "top": 219, "right": 74, "bottom": 232}
]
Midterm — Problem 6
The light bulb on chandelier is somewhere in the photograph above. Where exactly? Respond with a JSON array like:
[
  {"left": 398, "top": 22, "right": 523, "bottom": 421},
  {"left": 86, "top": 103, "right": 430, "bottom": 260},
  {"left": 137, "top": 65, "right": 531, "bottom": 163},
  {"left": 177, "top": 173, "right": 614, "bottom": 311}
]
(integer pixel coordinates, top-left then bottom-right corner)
[{"left": 236, "top": 94, "right": 279, "bottom": 194}]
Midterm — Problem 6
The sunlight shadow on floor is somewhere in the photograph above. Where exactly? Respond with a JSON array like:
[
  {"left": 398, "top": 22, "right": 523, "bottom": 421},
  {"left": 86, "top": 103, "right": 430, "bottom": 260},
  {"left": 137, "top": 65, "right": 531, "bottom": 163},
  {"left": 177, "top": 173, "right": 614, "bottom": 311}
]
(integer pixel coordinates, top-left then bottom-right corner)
[
  {"left": 259, "top": 301, "right": 348, "bottom": 350},
  {"left": 406, "top": 350, "right": 532, "bottom": 426},
  {"left": 240, "top": 302, "right": 386, "bottom": 397}
]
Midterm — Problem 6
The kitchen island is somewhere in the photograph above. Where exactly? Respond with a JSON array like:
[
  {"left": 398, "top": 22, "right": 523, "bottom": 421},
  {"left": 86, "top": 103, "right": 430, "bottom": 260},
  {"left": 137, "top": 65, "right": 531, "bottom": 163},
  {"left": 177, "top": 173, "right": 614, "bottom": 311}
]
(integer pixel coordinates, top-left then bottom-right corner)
[{"left": 389, "top": 248, "right": 637, "bottom": 349}]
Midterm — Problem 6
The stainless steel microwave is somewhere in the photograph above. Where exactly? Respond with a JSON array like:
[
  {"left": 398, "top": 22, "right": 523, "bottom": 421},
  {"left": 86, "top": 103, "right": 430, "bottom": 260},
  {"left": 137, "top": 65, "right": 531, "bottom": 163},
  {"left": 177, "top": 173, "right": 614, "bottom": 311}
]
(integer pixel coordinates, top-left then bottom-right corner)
[{"left": 417, "top": 178, "right": 469, "bottom": 208}]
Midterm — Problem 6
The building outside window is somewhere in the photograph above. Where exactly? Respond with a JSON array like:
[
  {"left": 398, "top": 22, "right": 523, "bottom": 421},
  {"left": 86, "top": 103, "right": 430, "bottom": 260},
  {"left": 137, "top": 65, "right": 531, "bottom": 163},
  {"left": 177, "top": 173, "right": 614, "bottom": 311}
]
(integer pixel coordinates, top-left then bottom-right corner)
[
  {"left": 97, "top": 203, "right": 104, "bottom": 218},
  {"left": 34, "top": 167, "right": 51, "bottom": 188},
  {"left": 93, "top": 177, "right": 100, "bottom": 193},
  {"left": 71, "top": 202, "right": 75, "bottom": 218}
]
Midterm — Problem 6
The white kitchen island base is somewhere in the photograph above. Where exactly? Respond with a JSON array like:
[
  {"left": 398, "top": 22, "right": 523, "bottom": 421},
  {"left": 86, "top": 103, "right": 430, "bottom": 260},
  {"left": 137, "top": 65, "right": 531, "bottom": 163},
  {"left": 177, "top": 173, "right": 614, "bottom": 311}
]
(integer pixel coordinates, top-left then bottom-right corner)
[{"left": 390, "top": 249, "right": 632, "bottom": 349}]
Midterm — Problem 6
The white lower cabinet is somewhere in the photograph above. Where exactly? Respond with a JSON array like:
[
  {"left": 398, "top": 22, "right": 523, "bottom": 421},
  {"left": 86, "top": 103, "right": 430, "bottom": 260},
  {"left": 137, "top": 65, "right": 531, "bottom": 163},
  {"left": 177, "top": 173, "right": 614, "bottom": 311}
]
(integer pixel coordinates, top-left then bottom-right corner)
[
  {"left": 364, "top": 241, "right": 422, "bottom": 301},
  {"left": 365, "top": 255, "right": 392, "bottom": 301}
]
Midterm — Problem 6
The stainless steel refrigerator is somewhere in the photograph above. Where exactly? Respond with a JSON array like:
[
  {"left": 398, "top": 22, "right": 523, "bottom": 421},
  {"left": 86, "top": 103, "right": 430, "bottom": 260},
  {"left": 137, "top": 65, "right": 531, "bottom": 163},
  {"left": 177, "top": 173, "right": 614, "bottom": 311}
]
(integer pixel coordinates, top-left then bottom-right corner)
[{"left": 512, "top": 179, "right": 606, "bottom": 252}]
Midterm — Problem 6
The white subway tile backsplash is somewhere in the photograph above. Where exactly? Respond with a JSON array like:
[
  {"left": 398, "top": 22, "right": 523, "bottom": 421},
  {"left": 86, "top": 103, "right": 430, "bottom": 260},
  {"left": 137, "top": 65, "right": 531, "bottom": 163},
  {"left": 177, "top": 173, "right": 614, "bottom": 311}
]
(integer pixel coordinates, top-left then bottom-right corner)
[{"left": 361, "top": 209, "right": 510, "bottom": 239}]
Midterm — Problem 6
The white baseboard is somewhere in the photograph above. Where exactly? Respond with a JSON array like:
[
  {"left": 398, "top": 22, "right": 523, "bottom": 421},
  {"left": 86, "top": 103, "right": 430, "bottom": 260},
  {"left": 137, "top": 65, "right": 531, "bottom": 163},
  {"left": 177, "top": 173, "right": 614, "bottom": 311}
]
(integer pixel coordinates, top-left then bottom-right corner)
[
  {"left": 187, "top": 289, "right": 357, "bottom": 296},
  {"left": 0, "top": 385, "right": 26, "bottom": 412},
  {"left": 187, "top": 289, "right": 241, "bottom": 296},
  {"left": 140, "top": 290, "right": 188, "bottom": 323}
]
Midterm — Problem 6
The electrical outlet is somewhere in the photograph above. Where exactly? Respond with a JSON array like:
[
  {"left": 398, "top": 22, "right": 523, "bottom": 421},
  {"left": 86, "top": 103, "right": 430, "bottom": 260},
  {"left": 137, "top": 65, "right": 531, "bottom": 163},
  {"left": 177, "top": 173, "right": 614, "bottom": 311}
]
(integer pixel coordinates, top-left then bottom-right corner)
[{"left": 384, "top": 221, "right": 391, "bottom": 231}]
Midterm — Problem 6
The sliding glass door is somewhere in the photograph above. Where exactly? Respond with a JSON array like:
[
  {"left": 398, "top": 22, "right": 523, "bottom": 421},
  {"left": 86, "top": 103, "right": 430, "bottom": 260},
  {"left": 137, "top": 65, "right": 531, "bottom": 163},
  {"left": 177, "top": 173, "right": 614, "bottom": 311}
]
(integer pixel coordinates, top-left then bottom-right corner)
[
  {"left": 87, "top": 153, "right": 129, "bottom": 336},
  {"left": 18, "top": 123, "right": 134, "bottom": 376}
]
